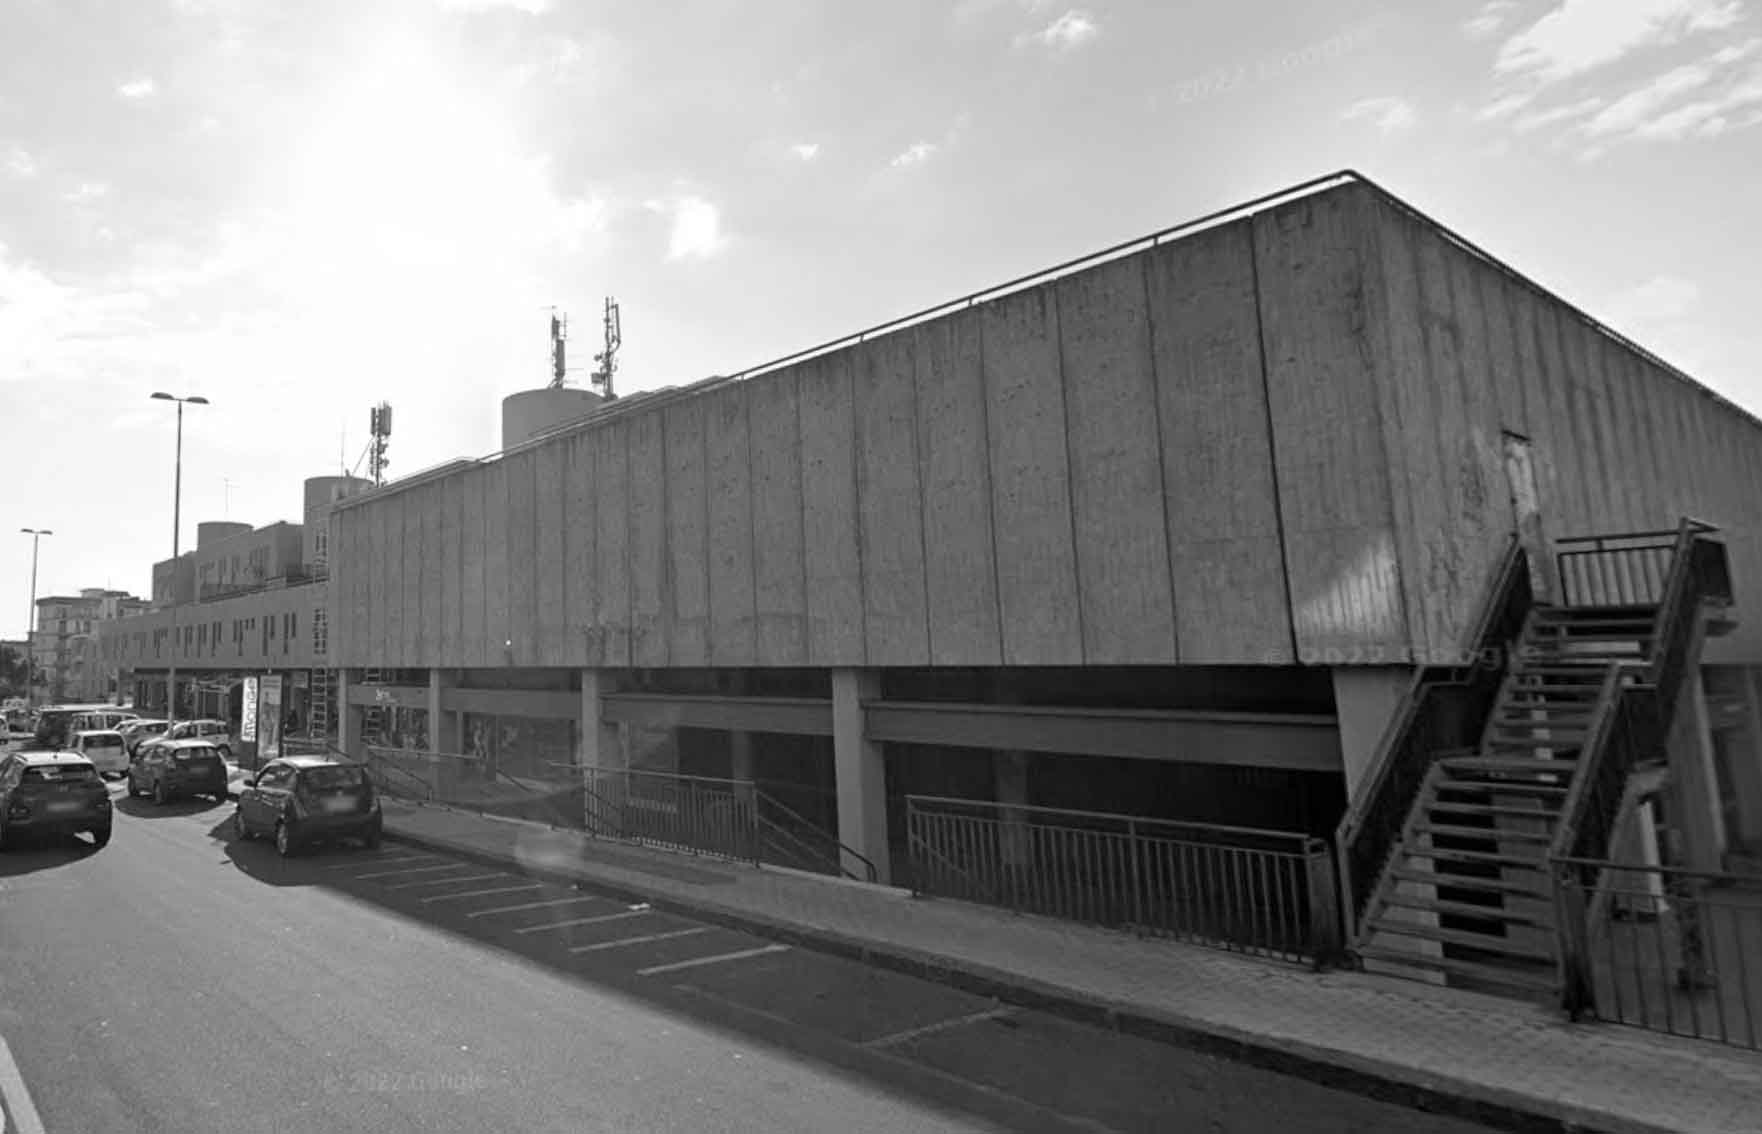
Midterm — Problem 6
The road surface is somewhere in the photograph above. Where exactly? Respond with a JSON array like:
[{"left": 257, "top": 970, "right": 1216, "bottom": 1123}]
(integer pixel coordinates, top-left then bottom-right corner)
[{"left": 0, "top": 787, "right": 1505, "bottom": 1133}]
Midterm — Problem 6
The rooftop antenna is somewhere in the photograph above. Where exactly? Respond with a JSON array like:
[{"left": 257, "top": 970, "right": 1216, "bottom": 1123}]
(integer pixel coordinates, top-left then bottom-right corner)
[
  {"left": 368, "top": 402, "right": 392, "bottom": 487},
  {"left": 546, "top": 308, "right": 569, "bottom": 390},
  {"left": 590, "top": 296, "right": 621, "bottom": 400},
  {"left": 222, "top": 477, "right": 234, "bottom": 518}
]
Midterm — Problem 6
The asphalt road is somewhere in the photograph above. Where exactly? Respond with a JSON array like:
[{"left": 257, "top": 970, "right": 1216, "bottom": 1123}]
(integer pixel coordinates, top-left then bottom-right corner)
[{"left": 0, "top": 788, "right": 1507, "bottom": 1134}]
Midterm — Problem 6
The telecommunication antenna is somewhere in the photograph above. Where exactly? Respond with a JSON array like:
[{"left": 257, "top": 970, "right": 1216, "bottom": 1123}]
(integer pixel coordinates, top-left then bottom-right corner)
[
  {"left": 546, "top": 308, "right": 569, "bottom": 389},
  {"left": 590, "top": 296, "right": 620, "bottom": 400},
  {"left": 368, "top": 402, "right": 392, "bottom": 486}
]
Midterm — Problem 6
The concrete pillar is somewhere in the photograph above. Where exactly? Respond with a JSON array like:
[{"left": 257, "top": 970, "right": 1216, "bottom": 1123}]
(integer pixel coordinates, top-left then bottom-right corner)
[
  {"left": 1331, "top": 665, "right": 1441, "bottom": 981},
  {"left": 338, "top": 667, "right": 362, "bottom": 758},
  {"left": 427, "top": 668, "right": 445, "bottom": 755},
  {"left": 578, "top": 669, "right": 625, "bottom": 804},
  {"left": 993, "top": 750, "right": 1032, "bottom": 869},
  {"left": 832, "top": 668, "right": 890, "bottom": 884},
  {"left": 1724, "top": 667, "right": 1762, "bottom": 852},
  {"left": 1668, "top": 664, "right": 1726, "bottom": 872}
]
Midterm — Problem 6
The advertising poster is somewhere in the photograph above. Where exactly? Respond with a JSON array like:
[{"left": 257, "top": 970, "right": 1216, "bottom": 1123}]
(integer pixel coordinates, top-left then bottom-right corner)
[
  {"left": 241, "top": 677, "right": 260, "bottom": 743},
  {"left": 261, "top": 675, "right": 284, "bottom": 760}
]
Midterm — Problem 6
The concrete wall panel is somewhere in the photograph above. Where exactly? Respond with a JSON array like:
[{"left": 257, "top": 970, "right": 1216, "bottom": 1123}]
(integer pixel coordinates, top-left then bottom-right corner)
[
  {"left": 748, "top": 370, "right": 808, "bottom": 665},
  {"left": 913, "top": 310, "right": 1002, "bottom": 665},
  {"left": 482, "top": 460, "right": 511, "bottom": 668},
  {"left": 1058, "top": 256, "right": 1177, "bottom": 664},
  {"left": 370, "top": 499, "right": 390, "bottom": 665},
  {"left": 798, "top": 354, "right": 865, "bottom": 666},
  {"left": 982, "top": 284, "right": 1083, "bottom": 665},
  {"left": 854, "top": 332, "right": 931, "bottom": 666},
  {"left": 594, "top": 422, "right": 631, "bottom": 667},
  {"left": 628, "top": 412, "right": 668, "bottom": 667},
  {"left": 501, "top": 452, "right": 539, "bottom": 666},
  {"left": 1256, "top": 189, "right": 1406, "bottom": 663},
  {"left": 461, "top": 467, "right": 488, "bottom": 668},
  {"left": 561, "top": 432, "right": 596, "bottom": 667},
  {"left": 706, "top": 385, "right": 758, "bottom": 665},
  {"left": 533, "top": 443, "right": 567, "bottom": 666},
  {"left": 440, "top": 475, "right": 462, "bottom": 666},
  {"left": 1144, "top": 222, "right": 1293, "bottom": 664},
  {"left": 664, "top": 399, "right": 711, "bottom": 666},
  {"left": 401, "top": 489, "right": 422, "bottom": 666}
]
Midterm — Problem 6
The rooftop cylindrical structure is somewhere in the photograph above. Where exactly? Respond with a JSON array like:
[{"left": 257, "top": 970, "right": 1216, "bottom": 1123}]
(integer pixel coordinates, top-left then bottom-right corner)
[
  {"left": 196, "top": 521, "right": 251, "bottom": 549},
  {"left": 502, "top": 388, "right": 605, "bottom": 452},
  {"left": 303, "top": 474, "right": 375, "bottom": 516},
  {"left": 303, "top": 474, "right": 375, "bottom": 572}
]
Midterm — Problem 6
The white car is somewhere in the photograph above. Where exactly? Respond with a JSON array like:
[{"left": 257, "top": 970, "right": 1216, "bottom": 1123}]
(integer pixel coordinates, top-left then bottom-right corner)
[{"left": 70, "top": 729, "right": 131, "bottom": 778}]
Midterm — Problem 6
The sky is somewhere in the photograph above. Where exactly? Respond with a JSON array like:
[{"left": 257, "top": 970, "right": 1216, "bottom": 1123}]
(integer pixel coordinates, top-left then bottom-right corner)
[{"left": 2, "top": 0, "right": 1760, "bottom": 636}]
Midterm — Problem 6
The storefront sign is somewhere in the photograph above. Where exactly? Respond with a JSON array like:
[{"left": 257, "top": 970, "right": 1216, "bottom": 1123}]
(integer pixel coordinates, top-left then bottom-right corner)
[{"left": 241, "top": 677, "right": 259, "bottom": 743}]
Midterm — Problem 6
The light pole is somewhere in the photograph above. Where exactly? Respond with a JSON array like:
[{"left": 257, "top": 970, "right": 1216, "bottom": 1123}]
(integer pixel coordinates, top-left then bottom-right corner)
[
  {"left": 18, "top": 528, "right": 51, "bottom": 713},
  {"left": 152, "top": 392, "right": 209, "bottom": 729}
]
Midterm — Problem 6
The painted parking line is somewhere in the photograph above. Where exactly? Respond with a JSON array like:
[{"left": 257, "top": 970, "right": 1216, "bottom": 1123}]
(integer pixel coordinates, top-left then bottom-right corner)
[
  {"left": 353, "top": 862, "right": 464, "bottom": 881},
  {"left": 637, "top": 943, "right": 789, "bottom": 977},
  {"left": 513, "top": 909, "right": 652, "bottom": 936},
  {"left": 384, "top": 871, "right": 506, "bottom": 891},
  {"left": 328, "top": 854, "right": 437, "bottom": 871},
  {"left": 466, "top": 895, "right": 606, "bottom": 919},
  {"left": 0, "top": 1031, "right": 47, "bottom": 1134},
  {"left": 861, "top": 1007, "right": 1018, "bottom": 1050},
  {"left": 419, "top": 883, "right": 545, "bottom": 905},
  {"left": 568, "top": 927, "right": 710, "bottom": 955}
]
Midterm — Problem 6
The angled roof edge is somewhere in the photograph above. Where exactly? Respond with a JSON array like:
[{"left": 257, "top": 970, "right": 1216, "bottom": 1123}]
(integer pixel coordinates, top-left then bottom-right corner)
[{"left": 345, "top": 167, "right": 1758, "bottom": 512}]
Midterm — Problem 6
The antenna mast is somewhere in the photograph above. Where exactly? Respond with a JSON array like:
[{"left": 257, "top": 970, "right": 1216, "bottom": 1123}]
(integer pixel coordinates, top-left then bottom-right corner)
[
  {"left": 591, "top": 296, "right": 620, "bottom": 400},
  {"left": 547, "top": 310, "right": 568, "bottom": 390},
  {"left": 368, "top": 402, "right": 392, "bottom": 486}
]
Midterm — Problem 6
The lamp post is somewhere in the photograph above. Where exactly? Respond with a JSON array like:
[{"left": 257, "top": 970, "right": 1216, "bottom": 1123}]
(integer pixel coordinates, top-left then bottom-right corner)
[
  {"left": 152, "top": 392, "right": 209, "bottom": 729},
  {"left": 18, "top": 528, "right": 51, "bottom": 713}
]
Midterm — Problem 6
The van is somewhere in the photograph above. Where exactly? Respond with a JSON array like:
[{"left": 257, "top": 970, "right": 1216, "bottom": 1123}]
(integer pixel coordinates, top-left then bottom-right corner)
[{"left": 70, "top": 730, "right": 130, "bottom": 778}]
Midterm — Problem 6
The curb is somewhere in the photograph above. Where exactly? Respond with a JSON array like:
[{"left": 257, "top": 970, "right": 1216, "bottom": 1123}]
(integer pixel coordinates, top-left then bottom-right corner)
[{"left": 383, "top": 822, "right": 1657, "bottom": 1134}]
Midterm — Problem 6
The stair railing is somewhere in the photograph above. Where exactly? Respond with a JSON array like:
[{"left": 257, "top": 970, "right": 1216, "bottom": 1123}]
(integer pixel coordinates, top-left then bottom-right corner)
[
  {"left": 1335, "top": 536, "right": 1533, "bottom": 938},
  {"left": 1549, "top": 519, "right": 1733, "bottom": 1015}
]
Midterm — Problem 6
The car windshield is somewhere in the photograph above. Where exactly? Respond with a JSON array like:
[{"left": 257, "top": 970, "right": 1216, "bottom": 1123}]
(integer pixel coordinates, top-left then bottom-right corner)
[
  {"left": 22, "top": 764, "right": 99, "bottom": 784},
  {"left": 301, "top": 766, "right": 368, "bottom": 790},
  {"left": 86, "top": 737, "right": 124, "bottom": 749},
  {"left": 174, "top": 746, "right": 220, "bottom": 762}
]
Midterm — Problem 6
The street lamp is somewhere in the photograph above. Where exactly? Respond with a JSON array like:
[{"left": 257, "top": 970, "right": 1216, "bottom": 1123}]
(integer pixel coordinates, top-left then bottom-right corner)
[
  {"left": 19, "top": 528, "right": 51, "bottom": 713},
  {"left": 152, "top": 392, "right": 209, "bottom": 728}
]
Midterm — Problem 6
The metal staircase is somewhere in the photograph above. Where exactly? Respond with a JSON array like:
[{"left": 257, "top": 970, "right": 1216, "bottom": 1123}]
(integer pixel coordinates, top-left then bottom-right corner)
[{"left": 1338, "top": 520, "right": 1736, "bottom": 1003}]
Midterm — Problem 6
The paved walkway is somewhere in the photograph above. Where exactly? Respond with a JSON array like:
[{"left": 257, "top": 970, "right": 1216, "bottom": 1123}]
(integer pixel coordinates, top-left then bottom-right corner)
[{"left": 371, "top": 798, "right": 1762, "bottom": 1134}]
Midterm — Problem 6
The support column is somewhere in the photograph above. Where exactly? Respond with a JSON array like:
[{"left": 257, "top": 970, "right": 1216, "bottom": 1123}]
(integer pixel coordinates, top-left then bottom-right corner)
[
  {"left": 832, "top": 668, "right": 890, "bottom": 885},
  {"left": 1332, "top": 666, "right": 1441, "bottom": 981},
  {"left": 338, "top": 667, "right": 363, "bottom": 759},
  {"left": 1723, "top": 667, "right": 1762, "bottom": 854},
  {"left": 1667, "top": 664, "right": 1726, "bottom": 871},
  {"left": 578, "top": 669, "right": 626, "bottom": 811},
  {"left": 427, "top": 668, "right": 445, "bottom": 755}
]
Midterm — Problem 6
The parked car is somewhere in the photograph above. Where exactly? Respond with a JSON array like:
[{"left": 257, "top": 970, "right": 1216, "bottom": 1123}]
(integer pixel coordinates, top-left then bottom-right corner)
[
  {"left": 0, "top": 750, "right": 113, "bottom": 848},
  {"left": 136, "top": 719, "right": 234, "bottom": 761},
  {"left": 128, "top": 738, "right": 230, "bottom": 804},
  {"left": 118, "top": 718, "right": 170, "bottom": 756},
  {"left": 69, "top": 729, "right": 130, "bottom": 779},
  {"left": 234, "top": 756, "right": 382, "bottom": 857}
]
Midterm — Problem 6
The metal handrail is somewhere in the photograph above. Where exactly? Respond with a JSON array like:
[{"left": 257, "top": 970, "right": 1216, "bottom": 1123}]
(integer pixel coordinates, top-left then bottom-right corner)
[
  {"left": 754, "top": 788, "right": 878, "bottom": 883},
  {"left": 908, "top": 794, "right": 1311, "bottom": 848}
]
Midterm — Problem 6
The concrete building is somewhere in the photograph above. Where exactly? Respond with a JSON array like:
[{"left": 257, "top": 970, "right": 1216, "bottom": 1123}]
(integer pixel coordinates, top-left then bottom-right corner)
[
  {"left": 96, "top": 172, "right": 1762, "bottom": 993},
  {"left": 33, "top": 588, "right": 149, "bottom": 703}
]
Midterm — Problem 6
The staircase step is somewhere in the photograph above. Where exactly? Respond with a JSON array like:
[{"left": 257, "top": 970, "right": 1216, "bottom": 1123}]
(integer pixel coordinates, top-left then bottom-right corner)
[
  {"left": 1414, "top": 822, "right": 1553, "bottom": 844},
  {"left": 1363, "top": 918, "right": 1556, "bottom": 964},
  {"left": 1536, "top": 603, "right": 1656, "bottom": 619},
  {"left": 1434, "top": 778, "right": 1570, "bottom": 799},
  {"left": 1441, "top": 756, "right": 1575, "bottom": 774},
  {"left": 1491, "top": 713, "right": 1597, "bottom": 727},
  {"left": 1484, "top": 739, "right": 1584, "bottom": 754},
  {"left": 1488, "top": 721, "right": 1591, "bottom": 735},
  {"left": 1390, "top": 866, "right": 1553, "bottom": 899},
  {"left": 1354, "top": 944, "right": 1558, "bottom": 995},
  {"left": 1381, "top": 892, "right": 1555, "bottom": 927},
  {"left": 1424, "top": 799, "right": 1564, "bottom": 821},
  {"left": 1422, "top": 845, "right": 1550, "bottom": 870}
]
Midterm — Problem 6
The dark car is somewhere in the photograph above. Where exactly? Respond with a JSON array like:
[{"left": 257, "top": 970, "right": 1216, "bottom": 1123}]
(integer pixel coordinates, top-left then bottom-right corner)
[
  {"left": 234, "top": 757, "right": 382, "bottom": 857},
  {"left": 0, "top": 750, "right": 113, "bottom": 848},
  {"left": 128, "top": 738, "right": 230, "bottom": 804}
]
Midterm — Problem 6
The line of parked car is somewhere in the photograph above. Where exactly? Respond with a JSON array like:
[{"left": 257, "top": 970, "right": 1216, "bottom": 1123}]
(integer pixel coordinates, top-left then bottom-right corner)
[{"left": 1, "top": 703, "right": 384, "bottom": 856}]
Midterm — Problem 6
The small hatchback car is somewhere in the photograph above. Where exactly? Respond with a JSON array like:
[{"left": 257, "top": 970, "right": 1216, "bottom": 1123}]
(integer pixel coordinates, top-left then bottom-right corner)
[
  {"left": 234, "top": 757, "right": 382, "bottom": 857},
  {"left": 128, "top": 738, "right": 230, "bottom": 804},
  {"left": 0, "top": 750, "right": 113, "bottom": 848}
]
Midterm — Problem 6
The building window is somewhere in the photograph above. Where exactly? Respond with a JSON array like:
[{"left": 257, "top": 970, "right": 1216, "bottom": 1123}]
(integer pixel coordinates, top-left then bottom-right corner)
[{"left": 313, "top": 607, "right": 328, "bottom": 655}]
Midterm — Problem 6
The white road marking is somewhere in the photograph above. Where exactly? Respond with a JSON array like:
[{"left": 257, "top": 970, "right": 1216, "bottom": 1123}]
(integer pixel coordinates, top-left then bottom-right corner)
[
  {"left": 466, "top": 895, "right": 606, "bottom": 919},
  {"left": 637, "top": 943, "right": 789, "bottom": 977},
  {"left": 419, "top": 883, "right": 544, "bottom": 905},
  {"left": 353, "top": 863, "right": 467, "bottom": 881},
  {"left": 384, "top": 872, "right": 505, "bottom": 891},
  {"left": 328, "top": 854, "right": 436, "bottom": 871},
  {"left": 569, "top": 927, "right": 709, "bottom": 954},
  {"left": 0, "top": 1031, "right": 48, "bottom": 1134},
  {"left": 861, "top": 1006, "right": 1018, "bottom": 1050},
  {"left": 512, "top": 909, "right": 650, "bottom": 935}
]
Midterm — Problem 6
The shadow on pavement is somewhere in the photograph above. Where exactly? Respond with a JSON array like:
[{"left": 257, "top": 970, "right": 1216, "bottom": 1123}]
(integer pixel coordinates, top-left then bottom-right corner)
[
  {"left": 114, "top": 794, "right": 231, "bottom": 820},
  {"left": 0, "top": 833, "right": 103, "bottom": 875}
]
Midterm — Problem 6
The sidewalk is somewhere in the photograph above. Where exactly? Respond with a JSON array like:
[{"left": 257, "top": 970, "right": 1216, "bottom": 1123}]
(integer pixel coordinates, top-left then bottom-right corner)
[{"left": 377, "top": 798, "right": 1761, "bottom": 1134}]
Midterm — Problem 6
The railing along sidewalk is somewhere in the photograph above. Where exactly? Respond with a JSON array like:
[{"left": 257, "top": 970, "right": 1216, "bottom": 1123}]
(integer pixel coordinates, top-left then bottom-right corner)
[
  {"left": 1553, "top": 856, "right": 1762, "bottom": 1051},
  {"left": 907, "top": 795, "right": 1341, "bottom": 967}
]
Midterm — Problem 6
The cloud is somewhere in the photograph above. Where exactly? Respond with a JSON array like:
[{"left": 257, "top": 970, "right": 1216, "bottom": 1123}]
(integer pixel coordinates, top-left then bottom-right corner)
[
  {"left": 1342, "top": 96, "right": 1418, "bottom": 133},
  {"left": 1026, "top": 10, "right": 1100, "bottom": 51},
  {"left": 656, "top": 195, "right": 725, "bottom": 261},
  {"left": 1464, "top": 0, "right": 1519, "bottom": 39},
  {"left": 790, "top": 142, "right": 821, "bottom": 161},
  {"left": 435, "top": 0, "right": 551, "bottom": 12},
  {"left": 4, "top": 147, "right": 36, "bottom": 178},
  {"left": 890, "top": 141, "right": 937, "bottom": 167},
  {"left": 1513, "top": 96, "right": 1605, "bottom": 131},
  {"left": 118, "top": 78, "right": 158, "bottom": 99},
  {"left": 64, "top": 182, "right": 109, "bottom": 204},
  {"left": 1494, "top": 0, "right": 1741, "bottom": 83}
]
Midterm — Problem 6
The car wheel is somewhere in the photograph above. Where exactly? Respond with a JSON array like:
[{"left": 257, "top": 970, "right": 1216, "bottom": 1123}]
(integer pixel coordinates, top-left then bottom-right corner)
[
  {"left": 90, "top": 825, "right": 112, "bottom": 849},
  {"left": 234, "top": 809, "right": 250, "bottom": 841},
  {"left": 275, "top": 820, "right": 296, "bottom": 857},
  {"left": 153, "top": 780, "right": 168, "bottom": 806}
]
